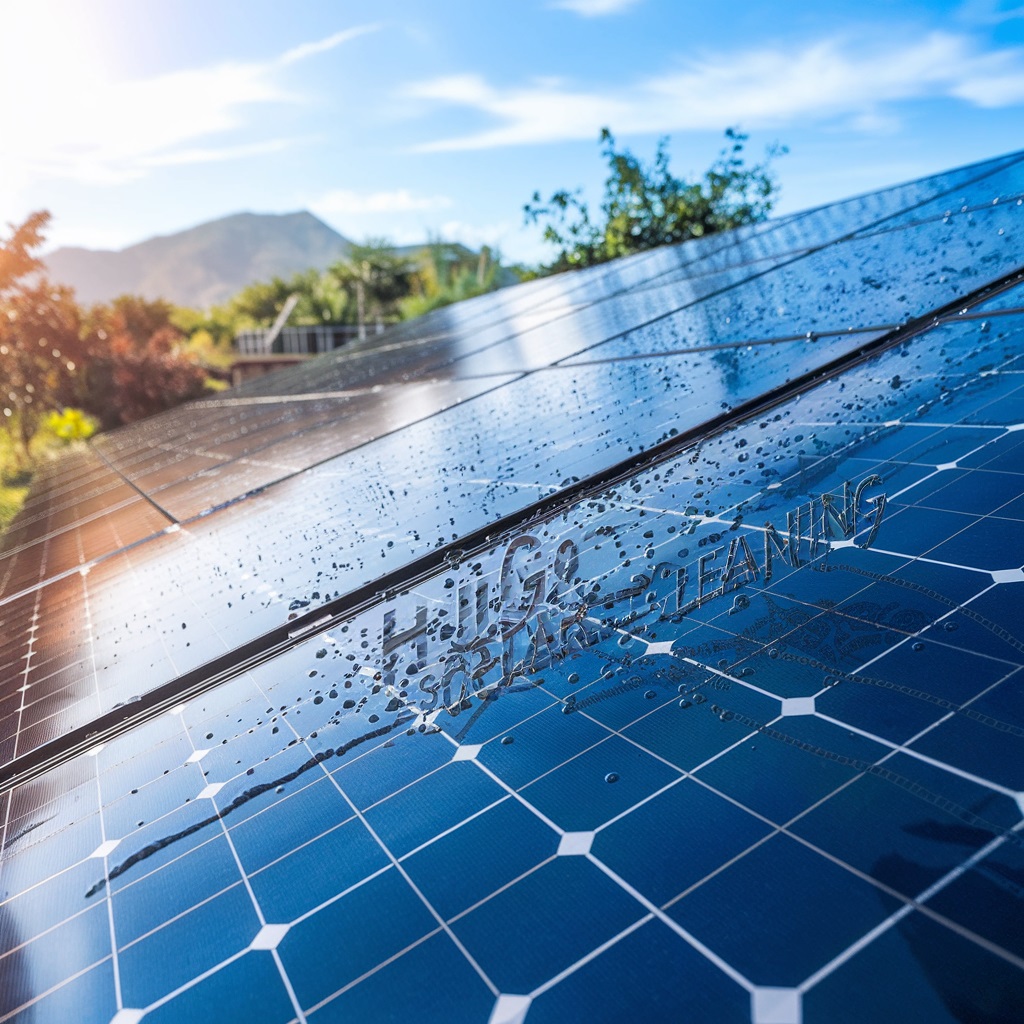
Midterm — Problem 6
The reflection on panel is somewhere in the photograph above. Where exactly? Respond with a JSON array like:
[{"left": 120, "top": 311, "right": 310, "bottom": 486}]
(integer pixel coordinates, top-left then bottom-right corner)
[{"left": 0, "top": 448, "right": 172, "bottom": 598}]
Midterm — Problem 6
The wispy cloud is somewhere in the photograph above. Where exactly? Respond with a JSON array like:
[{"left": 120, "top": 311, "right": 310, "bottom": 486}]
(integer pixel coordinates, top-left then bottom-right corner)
[
  {"left": 957, "top": 1, "right": 1024, "bottom": 25},
  {"left": 407, "top": 31, "right": 1024, "bottom": 151},
  {"left": 407, "top": 74, "right": 632, "bottom": 149},
  {"left": 0, "top": 24, "right": 380, "bottom": 195},
  {"left": 549, "top": 0, "right": 643, "bottom": 15},
  {"left": 311, "top": 188, "right": 453, "bottom": 215},
  {"left": 276, "top": 25, "right": 380, "bottom": 66},
  {"left": 138, "top": 138, "right": 301, "bottom": 169}
]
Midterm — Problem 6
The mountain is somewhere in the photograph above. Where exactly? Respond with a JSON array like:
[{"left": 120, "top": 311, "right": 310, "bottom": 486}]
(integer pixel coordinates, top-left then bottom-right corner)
[{"left": 44, "top": 211, "right": 354, "bottom": 309}]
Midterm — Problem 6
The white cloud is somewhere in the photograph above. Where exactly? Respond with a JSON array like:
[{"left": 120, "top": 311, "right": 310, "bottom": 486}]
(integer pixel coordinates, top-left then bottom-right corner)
[
  {"left": 407, "top": 31, "right": 1024, "bottom": 151},
  {"left": 436, "top": 219, "right": 515, "bottom": 250},
  {"left": 311, "top": 188, "right": 453, "bottom": 215},
  {"left": 844, "top": 110, "right": 902, "bottom": 135},
  {"left": 0, "top": 19, "right": 380, "bottom": 197},
  {"left": 549, "top": 0, "right": 643, "bottom": 15},
  {"left": 405, "top": 74, "right": 632, "bottom": 148},
  {"left": 951, "top": 61, "right": 1024, "bottom": 105},
  {"left": 375, "top": 219, "right": 514, "bottom": 250}
]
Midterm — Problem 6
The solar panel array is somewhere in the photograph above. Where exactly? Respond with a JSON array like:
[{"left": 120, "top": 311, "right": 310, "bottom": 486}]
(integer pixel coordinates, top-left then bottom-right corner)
[{"left": 2, "top": 151, "right": 1024, "bottom": 1023}]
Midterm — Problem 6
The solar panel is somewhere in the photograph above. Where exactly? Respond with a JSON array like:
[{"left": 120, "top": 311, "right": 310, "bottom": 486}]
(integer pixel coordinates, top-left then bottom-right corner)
[{"left": 2, "top": 153, "right": 1024, "bottom": 1023}]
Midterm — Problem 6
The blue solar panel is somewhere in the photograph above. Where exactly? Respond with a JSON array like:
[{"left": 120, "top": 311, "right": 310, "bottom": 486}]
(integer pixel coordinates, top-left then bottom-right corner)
[{"left": 2, "top": 154, "right": 1024, "bottom": 1023}]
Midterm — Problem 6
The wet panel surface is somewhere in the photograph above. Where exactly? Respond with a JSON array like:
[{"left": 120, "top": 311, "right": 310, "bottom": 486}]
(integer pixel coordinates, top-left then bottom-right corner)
[{"left": 2, "top": 153, "right": 1024, "bottom": 1022}]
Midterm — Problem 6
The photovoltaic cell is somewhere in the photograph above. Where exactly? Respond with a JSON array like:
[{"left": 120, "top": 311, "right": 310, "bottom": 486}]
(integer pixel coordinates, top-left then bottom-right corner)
[{"left": 2, "top": 152, "right": 1024, "bottom": 1022}]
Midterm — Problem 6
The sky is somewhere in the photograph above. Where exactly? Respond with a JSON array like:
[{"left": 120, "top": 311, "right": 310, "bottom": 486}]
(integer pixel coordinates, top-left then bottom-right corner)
[{"left": 1, "top": 0, "right": 1024, "bottom": 269}]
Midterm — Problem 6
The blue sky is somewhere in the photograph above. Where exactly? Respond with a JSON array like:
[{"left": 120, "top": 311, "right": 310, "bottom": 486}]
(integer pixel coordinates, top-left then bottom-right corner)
[{"left": 2, "top": 0, "right": 1024, "bottom": 270}]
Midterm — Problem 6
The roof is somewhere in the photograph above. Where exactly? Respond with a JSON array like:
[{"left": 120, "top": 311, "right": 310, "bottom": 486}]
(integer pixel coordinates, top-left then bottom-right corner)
[{"left": 2, "top": 149, "right": 1024, "bottom": 1023}]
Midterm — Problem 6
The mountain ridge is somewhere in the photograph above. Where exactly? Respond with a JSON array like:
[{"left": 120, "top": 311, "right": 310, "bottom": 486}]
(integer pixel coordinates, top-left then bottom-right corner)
[{"left": 44, "top": 210, "right": 356, "bottom": 309}]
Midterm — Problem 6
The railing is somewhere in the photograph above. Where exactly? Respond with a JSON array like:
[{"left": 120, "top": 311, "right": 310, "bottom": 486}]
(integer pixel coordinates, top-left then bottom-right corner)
[{"left": 234, "top": 325, "right": 364, "bottom": 356}]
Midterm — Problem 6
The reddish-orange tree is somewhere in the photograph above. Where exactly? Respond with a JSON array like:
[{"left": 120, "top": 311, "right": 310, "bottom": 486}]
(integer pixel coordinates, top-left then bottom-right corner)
[
  {"left": 80, "top": 296, "right": 209, "bottom": 427},
  {"left": 2, "top": 212, "right": 212, "bottom": 437},
  {"left": 0, "top": 213, "right": 88, "bottom": 451},
  {"left": 85, "top": 325, "right": 209, "bottom": 426}
]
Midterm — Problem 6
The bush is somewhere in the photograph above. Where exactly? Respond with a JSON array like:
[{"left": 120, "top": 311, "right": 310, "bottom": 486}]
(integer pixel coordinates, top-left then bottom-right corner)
[{"left": 44, "top": 407, "right": 98, "bottom": 442}]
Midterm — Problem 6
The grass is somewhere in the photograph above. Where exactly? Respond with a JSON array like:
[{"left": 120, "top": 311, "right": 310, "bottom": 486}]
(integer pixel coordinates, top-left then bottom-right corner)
[
  {"left": 0, "top": 482, "right": 30, "bottom": 535},
  {"left": 0, "top": 414, "right": 92, "bottom": 538},
  {"left": 0, "top": 427, "right": 33, "bottom": 537}
]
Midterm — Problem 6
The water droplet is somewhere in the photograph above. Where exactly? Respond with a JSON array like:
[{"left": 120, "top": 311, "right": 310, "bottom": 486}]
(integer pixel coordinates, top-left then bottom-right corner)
[
  {"left": 604, "top": 772, "right": 619, "bottom": 784},
  {"left": 501, "top": 734, "right": 514, "bottom": 745}
]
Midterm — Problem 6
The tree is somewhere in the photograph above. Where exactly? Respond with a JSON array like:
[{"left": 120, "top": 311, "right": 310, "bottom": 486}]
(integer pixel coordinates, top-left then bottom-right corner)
[
  {"left": 0, "top": 213, "right": 89, "bottom": 454},
  {"left": 400, "top": 237, "right": 505, "bottom": 319},
  {"left": 104, "top": 294, "right": 180, "bottom": 345},
  {"left": 93, "top": 327, "right": 209, "bottom": 426},
  {"left": 79, "top": 300, "right": 210, "bottom": 428},
  {"left": 220, "top": 268, "right": 349, "bottom": 333},
  {"left": 524, "top": 127, "right": 786, "bottom": 273},
  {"left": 0, "top": 211, "right": 48, "bottom": 291},
  {"left": 329, "top": 240, "right": 416, "bottom": 335}
]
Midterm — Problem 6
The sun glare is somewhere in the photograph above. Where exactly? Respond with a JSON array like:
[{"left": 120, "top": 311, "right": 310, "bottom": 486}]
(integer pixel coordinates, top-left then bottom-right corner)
[{"left": 0, "top": 1, "right": 114, "bottom": 204}]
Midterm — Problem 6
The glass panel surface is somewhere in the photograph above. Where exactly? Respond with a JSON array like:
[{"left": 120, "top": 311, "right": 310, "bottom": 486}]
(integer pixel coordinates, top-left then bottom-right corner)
[
  {"left": 4, "top": 152, "right": 1024, "bottom": 1022},
  {"left": 3, "top": 295, "right": 1024, "bottom": 1021}
]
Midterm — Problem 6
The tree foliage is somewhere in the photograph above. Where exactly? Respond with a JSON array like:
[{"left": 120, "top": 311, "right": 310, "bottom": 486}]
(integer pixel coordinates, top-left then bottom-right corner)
[
  {"left": 401, "top": 239, "right": 503, "bottom": 319},
  {"left": 45, "top": 407, "right": 98, "bottom": 441},
  {"left": 224, "top": 269, "right": 348, "bottom": 329},
  {"left": 329, "top": 241, "right": 418, "bottom": 327},
  {"left": 0, "top": 213, "right": 89, "bottom": 449},
  {"left": 0, "top": 213, "right": 213, "bottom": 444},
  {"left": 524, "top": 127, "right": 786, "bottom": 273},
  {"left": 106, "top": 329, "right": 208, "bottom": 424},
  {"left": 0, "top": 211, "right": 49, "bottom": 294}
]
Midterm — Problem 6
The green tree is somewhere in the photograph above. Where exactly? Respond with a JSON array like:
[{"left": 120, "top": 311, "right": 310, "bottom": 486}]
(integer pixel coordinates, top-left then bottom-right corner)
[
  {"left": 222, "top": 268, "right": 349, "bottom": 330},
  {"left": 329, "top": 240, "right": 416, "bottom": 332},
  {"left": 225, "top": 275, "right": 295, "bottom": 326},
  {"left": 524, "top": 127, "right": 786, "bottom": 273},
  {"left": 401, "top": 238, "right": 505, "bottom": 319}
]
